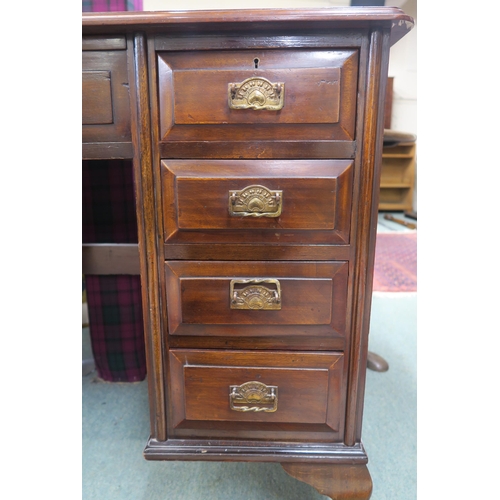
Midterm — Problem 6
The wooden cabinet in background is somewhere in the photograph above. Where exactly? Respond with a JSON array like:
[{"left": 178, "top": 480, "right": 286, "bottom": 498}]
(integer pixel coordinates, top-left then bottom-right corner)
[{"left": 379, "top": 141, "right": 416, "bottom": 212}]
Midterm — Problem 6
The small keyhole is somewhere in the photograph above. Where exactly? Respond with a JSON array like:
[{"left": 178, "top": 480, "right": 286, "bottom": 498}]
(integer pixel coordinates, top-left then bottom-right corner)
[{"left": 254, "top": 58, "right": 260, "bottom": 69}]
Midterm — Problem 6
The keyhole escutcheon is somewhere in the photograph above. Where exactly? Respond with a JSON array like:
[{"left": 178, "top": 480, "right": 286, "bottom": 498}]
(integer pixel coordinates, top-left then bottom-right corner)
[{"left": 254, "top": 58, "right": 260, "bottom": 69}]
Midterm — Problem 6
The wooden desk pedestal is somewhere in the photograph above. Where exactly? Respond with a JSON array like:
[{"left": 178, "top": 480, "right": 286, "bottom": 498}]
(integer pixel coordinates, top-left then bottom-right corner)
[{"left": 82, "top": 8, "right": 414, "bottom": 499}]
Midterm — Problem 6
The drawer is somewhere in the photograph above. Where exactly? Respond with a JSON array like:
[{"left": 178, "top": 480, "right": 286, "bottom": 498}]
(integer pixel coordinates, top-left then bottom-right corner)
[
  {"left": 162, "top": 159, "right": 353, "bottom": 246},
  {"left": 82, "top": 36, "right": 131, "bottom": 146},
  {"left": 165, "top": 261, "right": 349, "bottom": 342},
  {"left": 168, "top": 349, "right": 345, "bottom": 441},
  {"left": 157, "top": 49, "right": 358, "bottom": 158}
]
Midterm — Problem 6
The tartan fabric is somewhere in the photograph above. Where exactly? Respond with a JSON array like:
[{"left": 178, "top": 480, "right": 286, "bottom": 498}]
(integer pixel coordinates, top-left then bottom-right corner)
[
  {"left": 82, "top": 0, "right": 143, "bottom": 12},
  {"left": 85, "top": 275, "right": 146, "bottom": 382},
  {"left": 83, "top": 159, "right": 146, "bottom": 382},
  {"left": 82, "top": 160, "right": 138, "bottom": 244}
]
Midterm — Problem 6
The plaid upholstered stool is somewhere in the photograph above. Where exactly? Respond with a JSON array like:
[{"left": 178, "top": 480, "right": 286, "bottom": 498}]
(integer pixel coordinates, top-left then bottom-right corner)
[{"left": 83, "top": 160, "right": 146, "bottom": 382}]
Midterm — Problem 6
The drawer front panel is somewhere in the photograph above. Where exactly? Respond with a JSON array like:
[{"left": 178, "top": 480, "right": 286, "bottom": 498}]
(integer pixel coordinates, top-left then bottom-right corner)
[
  {"left": 173, "top": 68, "right": 339, "bottom": 124},
  {"left": 82, "top": 40, "right": 131, "bottom": 144},
  {"left": 169, "top": 349, "right": 344, "bottom": 440},
  {"left": 157, "top": 49, "right": 358, "bottom": 156},
  {"left": 165, "top": 261, "right": 348, "bottom": 339},
  {"left": 162, "top": 159, "right": 353, "bottom": 245}
]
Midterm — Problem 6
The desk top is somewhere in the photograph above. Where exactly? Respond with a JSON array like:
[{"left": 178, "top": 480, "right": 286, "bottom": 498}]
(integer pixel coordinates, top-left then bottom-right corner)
[{"left": 82, "top": 7, "right": 414, "bottom": 46}]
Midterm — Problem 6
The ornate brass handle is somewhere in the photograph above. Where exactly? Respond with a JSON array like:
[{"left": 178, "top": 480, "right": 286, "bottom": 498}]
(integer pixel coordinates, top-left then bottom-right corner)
[
  {"left": 228, "top": 77, "right": 285, "bottom": 111},
  {"left": 229, "top": 185, "right": 282, "bottom": 218},
  {"left": 229, "top": 381, "right": 278, "bottom": 412},
  {"left": 230, "top": 278, "right": 281, "bottom": 310}
]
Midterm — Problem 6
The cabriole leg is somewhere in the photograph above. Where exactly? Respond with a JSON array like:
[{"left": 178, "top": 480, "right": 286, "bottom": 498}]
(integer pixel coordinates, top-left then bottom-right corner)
[{"left": 281, "top": 463, "right": 372, "bottom": 500}]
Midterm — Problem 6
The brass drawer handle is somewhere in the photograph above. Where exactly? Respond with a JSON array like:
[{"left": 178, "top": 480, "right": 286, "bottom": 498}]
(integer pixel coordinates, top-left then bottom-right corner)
[
  {"left": 229, "top": 381, "right": 278, "bottom": 413},
  {"left": 228, "top": 77, "right": 285, "bottom": 111},
  {"left": 230, "top": 278, "right": 281, "bottom": 310},
  {"left": 229, "top": 185, "right": 282, "bottom": 218}
]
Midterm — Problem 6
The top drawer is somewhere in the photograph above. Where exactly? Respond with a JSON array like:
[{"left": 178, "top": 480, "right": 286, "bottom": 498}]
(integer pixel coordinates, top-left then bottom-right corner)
[
  {"left": 82, "top": 36, "right": 132, "bottom": 157},
  {"left": 157, "top": 49, "right": 358, "bottom": 159}
]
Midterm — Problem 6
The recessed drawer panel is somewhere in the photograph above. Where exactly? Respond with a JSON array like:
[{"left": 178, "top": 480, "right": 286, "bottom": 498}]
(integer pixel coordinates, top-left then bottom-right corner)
[
  {"left": 165, "top": 261, "right": 348, "bottom": 340},
  {"left": 157, "top": 49, "right": 358, "bottom": 158},
  {"left": 169, "top": 349, "right": 345, "bottom": 441},
  {"left": 162, "top": 159, "right": 353, "bottom": 245},
  {"left": 82, "top": 71, "right": 113, "bottom": 125}
]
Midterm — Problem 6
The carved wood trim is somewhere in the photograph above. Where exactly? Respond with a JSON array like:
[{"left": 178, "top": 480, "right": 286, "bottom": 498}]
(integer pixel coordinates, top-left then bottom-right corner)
[
  {"left": 129, "top": 33, "right": 167, "bottom": 441},
  {"left": 344, "top": 27, "right": 391, "bottom": 447},
  {"left": 144, "top": 439, "right": 368, "bottom": 463}
]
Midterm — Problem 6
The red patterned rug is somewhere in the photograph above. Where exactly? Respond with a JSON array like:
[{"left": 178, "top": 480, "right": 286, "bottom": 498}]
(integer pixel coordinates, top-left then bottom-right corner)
[{"left": 373, "top": 232, "right": 417, "bottom": 292}]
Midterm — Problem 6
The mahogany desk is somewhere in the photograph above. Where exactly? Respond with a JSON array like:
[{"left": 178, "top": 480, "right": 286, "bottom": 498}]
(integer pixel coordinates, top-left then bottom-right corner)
[{"left": 82, "top": 8, "right": 414, "bottom": 499}]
